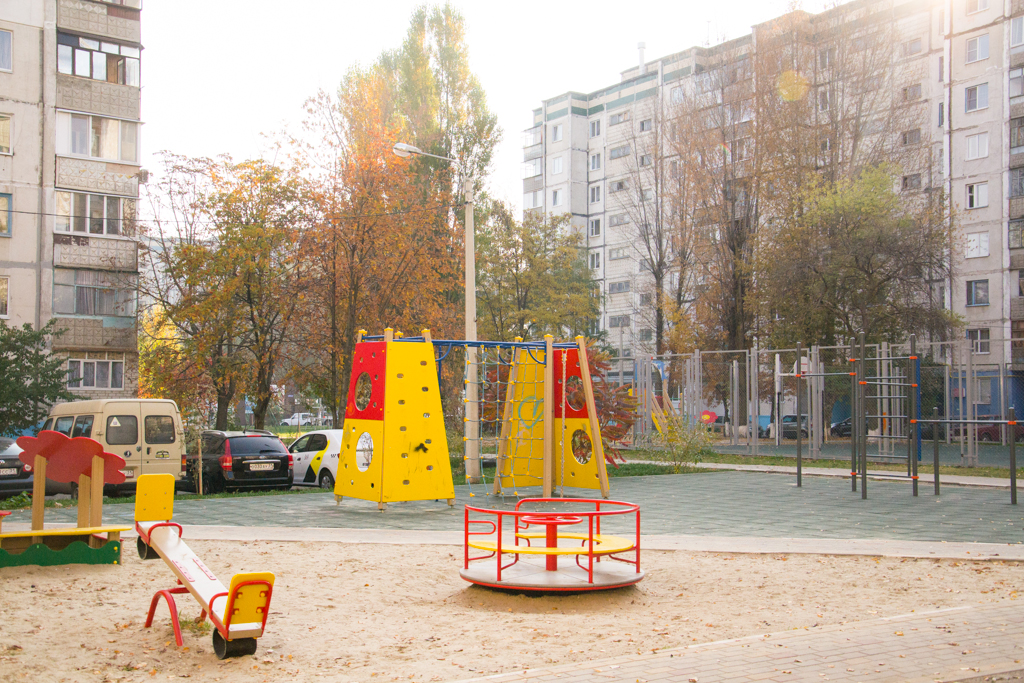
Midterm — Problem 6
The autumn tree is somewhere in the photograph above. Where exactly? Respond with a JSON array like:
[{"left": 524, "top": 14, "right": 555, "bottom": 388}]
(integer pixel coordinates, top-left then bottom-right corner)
[{"left": 476, "top": 205, "right": 598, "bottom": 342}]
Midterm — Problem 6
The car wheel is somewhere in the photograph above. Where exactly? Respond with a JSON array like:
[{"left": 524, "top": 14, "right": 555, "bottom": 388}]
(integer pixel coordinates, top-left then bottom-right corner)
[
  {"left": 979, "top": 432, "right": 993, "bottom": 442},
  {"left": 319, "top": 470, "right": 335, "bottom": 491}
]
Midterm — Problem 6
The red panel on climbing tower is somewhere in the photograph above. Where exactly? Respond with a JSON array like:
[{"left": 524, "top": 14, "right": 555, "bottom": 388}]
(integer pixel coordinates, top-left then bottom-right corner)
[
  {"left": 345, "top": 341, "right": 388, "bottom": 421},
  {"left": 551, "top": 348, "right": 588, "bottom": 420}
]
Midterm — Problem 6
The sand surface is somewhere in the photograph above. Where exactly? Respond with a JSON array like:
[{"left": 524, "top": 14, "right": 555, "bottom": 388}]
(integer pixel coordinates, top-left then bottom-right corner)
[{"left": 1, "top": 540, "right": 1022, "bottom": 683}]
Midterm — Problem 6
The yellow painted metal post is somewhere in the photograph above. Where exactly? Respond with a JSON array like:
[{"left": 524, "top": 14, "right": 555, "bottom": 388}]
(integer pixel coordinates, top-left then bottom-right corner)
[
  {"left": 543, "top": 335, "right": 554, "bottom": 497},
  {"left": 31, "top": 455, "right": 47, "bottom": 531},
  {"left": 577, "top": 337, "right": 610, "bottom": 498}
]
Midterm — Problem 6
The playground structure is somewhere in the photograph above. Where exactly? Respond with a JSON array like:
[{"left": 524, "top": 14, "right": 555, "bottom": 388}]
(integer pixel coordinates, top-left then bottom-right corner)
[
  {"left": 461, "top": 498, "right": 643, "bottom": 592},
  {"left": 134, "top": 473, "right": 276, "bottom": 659},
  {"left": 0, "top": 431, "right": 129, "bottom": 567},
  {"left": 335, "top": 328, "right": 610, "bottom": 506}
]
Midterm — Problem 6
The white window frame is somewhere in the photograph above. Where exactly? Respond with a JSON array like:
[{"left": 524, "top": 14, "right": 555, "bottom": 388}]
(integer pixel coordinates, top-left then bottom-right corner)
[
  {"left": 966, "top": 34, "right": 989, "bottom": 63},
  {"left": 0, "top": 29, "right": 11, "bottom": 73},
  {"left": 967, "top": 0, "right": 989, "bottom": 14},
  {"left": 608, "top": 247, "right": 630, "bottom": 260},
  {"left": 0, "top": 113, "right": 10, "bottom": 155},
  {"left": 609, "top": 145, "right": 630, "bottom": 160},
  {"left": 966, "top": 132, "right": 989, "bottom": 160},
  {"left": 965, "top": 83, "right": 989, "bottom": 112},
  {"left": 55, "top": 111, "right": 140, "bottom": 164},
  {"left": 590, "top": 153, "right": 601, "bottom": 170},
  {"left": 966, "top": 182, "right": 989, "bottom": 208},
  {"left": 589, "top": 251, "right": 600, "bottom": 269},
  {"left": 589, "top": 120, "right": 601, "bottom": 138},
  {"left": 523, "top": 158, "right": 541, "bottom": 178},
  {"left": 589, "top": 185, "right": 601, "bottom": 204},
  {"left": 966, "top": 232, "right": 990, "bottom": 258},
  {"left": 551, "top": 156, "right": 563, "bottom": 175},
  {"left": 55, "top": 190, "right": 133, "bottom": 236},
  {"left": 551, "top": 124, "right": 563, "bottom": 142},
  {"left": 588, "top": 218, "right": 601, "bottom": 237},
  {"left": 639, "top": 119, "right": 652, "bottom": 132},
  {"left": 608, "top": 281, "right": 630, "bottom": 294},
  {"left": 551, "top": 189, "right": 562, "bottom": 207},
  {"left": 0, "top": 192, "right": 10, "bottom": 237},
  {"left": 967, "top": 328, "right": 991, "bottom": 353},
  {"left": 66, "top": 357, "right": 126, "bottom": 390},
  {"left": 1013, "top": 17, "right": 1024, "bottom": 47},
  {"left": 523, "top": 190, "right": 542, "bottom": 210}
]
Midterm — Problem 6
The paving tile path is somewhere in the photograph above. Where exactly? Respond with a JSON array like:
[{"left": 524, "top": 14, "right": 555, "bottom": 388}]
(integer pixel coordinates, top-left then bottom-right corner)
[
  {"left": 456, "top": 603, "right": 1024, "bottom": 683},
  {"left": 6, "top": 471, "right": 1024, "bottom": 544}
]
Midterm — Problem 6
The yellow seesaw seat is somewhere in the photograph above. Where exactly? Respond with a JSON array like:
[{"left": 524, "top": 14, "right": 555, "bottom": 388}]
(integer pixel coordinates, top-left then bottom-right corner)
[{"left": 134, "top": 474, "right": 275, "bottom": 658}]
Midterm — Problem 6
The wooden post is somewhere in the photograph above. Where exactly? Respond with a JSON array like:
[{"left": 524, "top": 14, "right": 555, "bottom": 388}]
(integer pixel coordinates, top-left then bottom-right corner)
[
  {"left": 421, "top": 328, "right": 432, "bottom": 343},
  {"left": 197, "top": 433, "right": 204, "bottom": 496},
  {"left": 384, "top": 327, "right": 394, "bottom": 343},
  {"left": 356, "top": 329, "right": 366, "bottom": 344},
  {"left": 577, "top": 336, "right": 610, "bottom": 498},
  {"left": 90, "top": 455, "right": 104, "bottom": 528},
  {"left": 30, "top": 455, "right": 47, "bottom": 531},
  {"left": 493, "top": 344, "right": 520, "bottom": 494},
  {"left": 542, "top": 335, "right": 554, "bottom": 498},
  {"left": 77, "top": 473, "right": 91, "bottom": 528}
]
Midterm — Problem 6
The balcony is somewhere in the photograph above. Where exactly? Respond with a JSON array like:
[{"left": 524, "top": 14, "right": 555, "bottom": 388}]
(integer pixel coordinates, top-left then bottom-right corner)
[
  {"left": 56, "top": 74, "right": 140, "bottom": 121},
  {"left": 523, "top": 174, "right": 543, "bottom": 193},
  {"left": 1012, "top": 297, "right": 1024, "bottom": 321},
  {"left": 524, "top": 143, "right": 544, "bottom": 162},
  {"left": 1012, "top": 196, "right": 1024, "bottom": 220},
  {"left": 56, "top": 156, "right": 139, "bottom": 196},
  {"left": 52, "top": 316, "right": 136, "bottom": 353},
  {"left": 53, "top": 234, "right": 138, "bottom": 272},
  {"left": 57, "top": 0, "right": 140, "bottom": 44}
]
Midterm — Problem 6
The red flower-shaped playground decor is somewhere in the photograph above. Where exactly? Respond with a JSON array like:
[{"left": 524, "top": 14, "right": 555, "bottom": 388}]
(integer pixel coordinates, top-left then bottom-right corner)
[{"left": 16, "top": 430, "right": 126, "bottom": 485}]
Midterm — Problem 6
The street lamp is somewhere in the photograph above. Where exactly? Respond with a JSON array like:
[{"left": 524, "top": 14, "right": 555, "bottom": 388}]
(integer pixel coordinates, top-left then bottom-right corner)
[{"left": 392, "top": 142, "right": 481, "bottom": 483}]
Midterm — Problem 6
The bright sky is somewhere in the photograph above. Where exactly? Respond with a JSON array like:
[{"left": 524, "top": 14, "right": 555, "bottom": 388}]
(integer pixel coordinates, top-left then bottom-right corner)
[{"left": 141, "top": 0, "right": 834, "bottom": 214}]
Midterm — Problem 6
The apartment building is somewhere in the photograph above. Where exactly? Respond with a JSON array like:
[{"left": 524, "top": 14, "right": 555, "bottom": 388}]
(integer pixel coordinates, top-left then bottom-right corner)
[
  {"left": 524, "top": 0, "right": 1024, "bottom": 372},
  {"left": 0, "top": 0, "right": 141, "bottom": 399}
]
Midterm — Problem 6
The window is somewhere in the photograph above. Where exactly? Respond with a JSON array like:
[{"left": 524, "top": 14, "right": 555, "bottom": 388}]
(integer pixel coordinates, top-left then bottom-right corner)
[
  {"left": 67, "top": 359, "right": 126, "bottom": 390},
  {"left": 967, "top": 182, "right": 989, "bottom": 208},
  {"left": 0, "top": 29, "right": 10, "bottom": 72},
  {"left": 53, "top": 269, "right": 136, "bottom": 317},
  {"left": 902, "top": 38, "right": 923, "bottom": 57},
  {"left": 818, "top": 48, "right": 834, "bottom": 70},
  {"left": 966, "top": 132, "right": 989, "bottom": 159},
  {"left": 902, "top": 83, "right": 922, "bottom": 101},
  {"left": 145, "top": 416, "right": 175, "bottom": 444},
  {"left": 640, "top": 293, "right": 653, "bottom": 306},
  {"left": 965, "top": 84, "right": 988, "bottom": 112},
  {"left": 609, "top": 180, "right": 627, "bottom": 193},
  {"left": 608, "top": 214, "right": 628, "bottom": 227},
  {"left": 1011, "top": 220, "right": 1024, "bottom": 249},
  {"left": 0, "top": 114, "right": 9, "bottom": 154},
  {"left": 967, "top": 328, "right": 991, "bottom": 354},
  {"left": 589, "top": 252, "right": 600, "bottom": 269},
  {"left": 609, "top": 111, "right": 630, "bottom": 126},
  {"left": 818, "top": 88, "right": 830, "bottom": 112},
  {"left": 608, "top": 247, "right": 630, "bottom": 260},
  {"left": 1012, "top": 68, "right": 1024, "bottom": 98},
  {"left": 639, "top": 119, "right": 652, "bottom": 132},
  {"left": 902, "top": 128, "right": 921, "bottom": 146},
  {"left": 1020, "top": 270, "right": 1024, "bottom": 297},
  {"left": 966, "top": 279, "right": 990, "bottom": 306},
  {"left": 55, "top": 191, "right": 134, "bottom": 236},
  {"left": 523, "top": 158, "right": 541, "bottom": 178},
  {"left": 53, "top": 416, "right": 73, "bottom": 435},
  {"left": 1013, "top": 16, "right": 1024, "bottom": 47},
  {"left": 1012, "top": 168, "right": 1024, "bottom": 197},
  {"left": 0, "top": 193, "right": 9, "bottom": 237},
  {"left": 609, "top": 145, "right": 630, "bottom": 160},
  {"left": 938, "top": 102, "right": 944, "bottom": 127},
  {"left": 0, "top": 276, "right": 7, "bottom": 317},
  {"left": 105, "top": 414, "right": 137, "bottom": 444},
  {"left": 589, "top": 219, "right": 601, "bottom": 237},
  {"left": 71, "top": 415, "right": 94, "bottom": 438},
  {"left": 523, "top": 190, "right": 542, "bottom": 209},
  {"left": 639, "top": 329, "right": 653, "bottom": 342},
  {"left": 639, "top": 154, "right": 652, "bottom": 167},
  {"left": 551, "top": 124, "right": 563, "bottom": 142},
  {"left": 56, "top": 112, "right": 138, "bottom": 163},
  {"left": 641, "top": 189, "right": 654, "bottom": 201},
  {"left": 967, "top": 0, "right": 988, "bottom": 13},
  {"left": 551, "top": 156, "right": 563, "bottom": 175},
  {"left": 551, "top": 189, "right": 562, "bottom": 207},
  {"left": 608, "top": 281, "right": 630, "bottom": 294},
  {"left": 608, "top": 314, "right": 631, "bottom": 328},
  {"left": 966, "top": 232, "right": 989, "bottom": 258},
  {"left": 56, "top": 33, "right": 140, "bottom": 86},
  {"left": 966, "top": 35, "right": 989, "bottom": 63},
  {"left": 902, "top": 174, "right": 922, "bottom": 190},
  {"left": 590, "top": 185, "right": 601, "bottom": 203},
  {"left": 590, "top": 153, "right": 601, "bottom": 170},
  {"left": 670, "top": 85, "right": 685, "bottom": 104},
  {"left": 939, "top": 56, "right": 944, "bottom": 81},
  {"left": 590, "top": 120, "right": 601, "bottom": 137}
]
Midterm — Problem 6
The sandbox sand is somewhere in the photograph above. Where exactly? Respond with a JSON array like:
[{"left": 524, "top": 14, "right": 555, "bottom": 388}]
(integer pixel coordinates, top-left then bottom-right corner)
[{"left": 1, "top": 541, "right": 1021, "bottom": 682}]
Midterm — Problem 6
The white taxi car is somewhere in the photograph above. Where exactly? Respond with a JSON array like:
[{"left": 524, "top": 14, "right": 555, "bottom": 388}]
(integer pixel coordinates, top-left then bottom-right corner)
[{"left": 287, "top": 429, "right": 344, "bottom": 489}]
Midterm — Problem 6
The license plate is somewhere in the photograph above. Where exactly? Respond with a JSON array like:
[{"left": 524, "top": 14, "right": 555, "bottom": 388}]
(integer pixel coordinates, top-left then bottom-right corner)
[
  {"left": 0, "top": 468, "right": 17, "bottom": 477},
  {"left": 120, "top": 469, "right": 135, "bottom": 478},
  {"left": 249, "top": 463, "right": 274, "bottom": 471}
]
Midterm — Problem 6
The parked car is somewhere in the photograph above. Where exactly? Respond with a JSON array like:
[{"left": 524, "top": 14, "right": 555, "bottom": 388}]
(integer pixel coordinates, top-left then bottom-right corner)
[
  {"left": 976, "top": 421, "right": 1024, "bottom": 442},
  {"left": 0, "top": 438, "right": 32, "bottom": 499},
  {"left": 918, "top": 422, "right": 946, "bottom": 440},
  {"left": 768, "top": 414, "right": 809, "bottom": 439},
  {"left": 287, "top": 429, "right": 344, "bottom": 489},
  {"left": 185, "top": 430, "right": 293, "bottom": 493},
  {"left": 281, "top": 413, "right": 314, "bottom": 427},
  {"left": 42, "top": 399, "right": 186, "bottom": 496}
]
